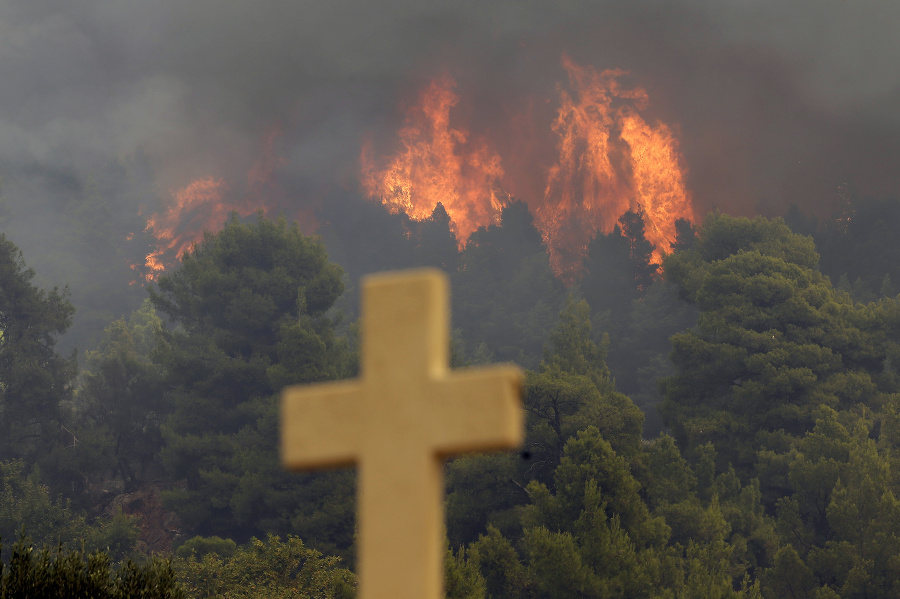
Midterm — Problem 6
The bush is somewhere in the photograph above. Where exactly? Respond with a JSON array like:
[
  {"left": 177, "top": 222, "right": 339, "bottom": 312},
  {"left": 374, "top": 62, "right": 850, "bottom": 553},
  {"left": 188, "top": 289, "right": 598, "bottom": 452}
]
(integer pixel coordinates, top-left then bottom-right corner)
[
  {"left": 0, "top": 535, "right": 183, "bottom": 598},
  {"left": 173, "top": 534, "right": 355, "bottom": 599},
  {"left": 0, "top": 460, "right": 140, "bottom": 561},
  {"left": 175, "top": 536, "right": 237, "bottom": 560}
]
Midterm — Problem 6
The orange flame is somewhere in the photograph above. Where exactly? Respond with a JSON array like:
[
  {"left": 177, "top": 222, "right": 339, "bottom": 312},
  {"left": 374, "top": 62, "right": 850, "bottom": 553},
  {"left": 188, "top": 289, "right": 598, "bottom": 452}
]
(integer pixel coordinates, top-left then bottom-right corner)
[
  {"left": 138, "top": 128, "right": 290, "bottom": 281},
  {"left": 361, "top": 56, "right": 694, "bottom": 281},
  {"left": 619, "top": 111, "right": 693, "bottom": 261},
  {"left": 142, "top": 59, "right": 694, "bottom": 284},
  {"left": 143, "top": 177, "right": 230, "bottom": 277},
  {"left": 538, "top": 55, "right": 693, "bottom": 277},
  {"left": 360, "top": 74, "right": 508, "bottom": 245}
]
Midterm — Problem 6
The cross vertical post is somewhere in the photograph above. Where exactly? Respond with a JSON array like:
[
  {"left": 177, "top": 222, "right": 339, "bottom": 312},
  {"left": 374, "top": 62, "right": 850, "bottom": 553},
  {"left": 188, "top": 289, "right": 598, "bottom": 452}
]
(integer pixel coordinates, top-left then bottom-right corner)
[{"left": 281, "top": 268, "right": 523, "bottom": 599}]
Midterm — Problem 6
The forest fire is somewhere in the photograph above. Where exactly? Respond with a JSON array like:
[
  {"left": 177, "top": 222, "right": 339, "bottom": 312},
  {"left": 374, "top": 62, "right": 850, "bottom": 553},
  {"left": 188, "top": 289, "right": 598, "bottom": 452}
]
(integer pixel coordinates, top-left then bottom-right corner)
[
  {"left": 362, "top": 55, "right": 694, "bottom": 278},
  {"left": 619, "top": 113, "right": 693, "bottom": 261},
  {"left": 360, "top": 74, "right": 508, "bottom": 244},
  {"left": 142, "top": 57, "right": 693, "bottom": 283},
  {"left": 143, "top": 177, "right": 230, "bottom": 278},
  {"left": 542, "top": 56, "right": 693, "bottom": 275},
  {"left": 139, "top": 129, "right": 287, "bottom": 280}
]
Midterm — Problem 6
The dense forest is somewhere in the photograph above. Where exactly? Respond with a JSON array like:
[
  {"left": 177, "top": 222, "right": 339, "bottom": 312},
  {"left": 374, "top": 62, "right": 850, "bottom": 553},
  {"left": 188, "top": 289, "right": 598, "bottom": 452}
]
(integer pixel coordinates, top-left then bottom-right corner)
[{"left": 5, "top": 184, "right": 900, "bottom": 597}]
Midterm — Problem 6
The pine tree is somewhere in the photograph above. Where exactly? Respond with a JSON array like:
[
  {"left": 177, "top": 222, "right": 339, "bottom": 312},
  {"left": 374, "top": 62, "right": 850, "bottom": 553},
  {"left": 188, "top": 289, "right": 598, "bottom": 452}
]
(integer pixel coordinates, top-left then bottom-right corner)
[
  {"left": 0, "top": 234, "right": 75, "bottom": 462},
  {"left": 150, "top": 214, "right": 356, "bottom": 558}
]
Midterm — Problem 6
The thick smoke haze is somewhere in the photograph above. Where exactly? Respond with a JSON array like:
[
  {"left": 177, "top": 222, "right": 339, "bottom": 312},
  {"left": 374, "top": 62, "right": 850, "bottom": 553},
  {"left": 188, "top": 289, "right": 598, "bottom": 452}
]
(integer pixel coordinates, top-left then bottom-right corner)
[{"left": 2, "top": 1, "right": 899, "bottom": 297}]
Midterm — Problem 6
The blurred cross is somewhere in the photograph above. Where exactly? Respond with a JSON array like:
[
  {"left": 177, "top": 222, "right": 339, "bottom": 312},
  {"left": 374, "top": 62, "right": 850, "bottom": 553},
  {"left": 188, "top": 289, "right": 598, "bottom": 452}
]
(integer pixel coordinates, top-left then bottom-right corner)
[{"left": 281, "top": 268, "right": 523, "bottom": 599}]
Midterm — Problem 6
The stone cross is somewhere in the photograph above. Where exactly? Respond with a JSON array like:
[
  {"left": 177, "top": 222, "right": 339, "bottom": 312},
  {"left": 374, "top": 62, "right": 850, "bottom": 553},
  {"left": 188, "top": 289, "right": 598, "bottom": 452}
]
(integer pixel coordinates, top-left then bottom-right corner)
[{"left": 281, "top": 268, "right": 523, "bottom": 599}]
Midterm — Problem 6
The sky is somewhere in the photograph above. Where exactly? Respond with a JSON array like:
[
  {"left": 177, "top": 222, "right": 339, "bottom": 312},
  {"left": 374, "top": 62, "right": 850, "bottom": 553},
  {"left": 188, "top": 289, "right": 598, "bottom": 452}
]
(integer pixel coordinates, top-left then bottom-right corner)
[{"left": 2, "top": 0, "right": 899, "bottom": 264}]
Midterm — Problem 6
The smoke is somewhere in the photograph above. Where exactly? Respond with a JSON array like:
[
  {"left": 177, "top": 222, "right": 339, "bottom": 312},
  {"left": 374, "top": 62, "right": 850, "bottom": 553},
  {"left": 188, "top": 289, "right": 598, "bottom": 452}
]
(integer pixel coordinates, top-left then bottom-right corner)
[{"left": 2, "top": 0, "right": 899, "bottom": 282}]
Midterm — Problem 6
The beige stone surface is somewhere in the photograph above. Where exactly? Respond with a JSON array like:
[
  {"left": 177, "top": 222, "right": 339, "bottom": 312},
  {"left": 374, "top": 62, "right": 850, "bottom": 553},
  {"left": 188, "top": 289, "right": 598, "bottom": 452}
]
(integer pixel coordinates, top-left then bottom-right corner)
[{"left": 282, "top": 268, "right": 523, "bottom": 599}]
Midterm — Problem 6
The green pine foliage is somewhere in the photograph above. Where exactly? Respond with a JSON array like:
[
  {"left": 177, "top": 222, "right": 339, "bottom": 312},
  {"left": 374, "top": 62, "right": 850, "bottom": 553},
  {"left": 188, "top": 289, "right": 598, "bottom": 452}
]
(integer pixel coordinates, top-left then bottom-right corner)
[
  {"left": 445, "top": 545, "right": 488, "bottom": 599},
  {"left": 661, "top": 214, "right": 876, "bottom": 471},
  {"left": 11, "top": 200, "right": 900, "bottom": 596},
  {"left": 452, "top": 201, "right": 566, "bottom": 369},
  {"left": 0, "top": 536, "right": 182, "bottom": 599},
  {"left": 172, "top": 534, "right": 354, "bottom": 599},
  {"left": 0, "top": 233, "right": 75, "bottom": 463},
  {"left": 41, "top": 299, "right": 167, "bottom": 502},
  {"left": 150, "top": 213, "right": 357, "bottom": 559},
  {"left": 0, "top": 460, "right": 140, "bottom": 563}
]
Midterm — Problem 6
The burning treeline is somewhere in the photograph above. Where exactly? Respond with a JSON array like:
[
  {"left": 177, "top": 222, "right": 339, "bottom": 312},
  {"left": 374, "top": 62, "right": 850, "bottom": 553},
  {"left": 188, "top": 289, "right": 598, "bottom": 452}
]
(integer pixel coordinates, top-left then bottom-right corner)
[
  {"left": 361, "top": 55, "right": 694, "bottom": 279},
  {"left": 143, "top": 56, "right": 694, "bottom": 281}
]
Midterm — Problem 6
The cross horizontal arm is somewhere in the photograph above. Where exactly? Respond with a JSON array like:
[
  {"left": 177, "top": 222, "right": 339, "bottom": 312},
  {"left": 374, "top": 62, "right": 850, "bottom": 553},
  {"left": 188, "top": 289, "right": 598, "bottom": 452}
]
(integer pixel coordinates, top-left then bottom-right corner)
[
  {"left": 281, "top": 380, "right": 364, "bottom": 470},
  {"left": 429, "top": 364, "right": 524, "bottom": 456}
]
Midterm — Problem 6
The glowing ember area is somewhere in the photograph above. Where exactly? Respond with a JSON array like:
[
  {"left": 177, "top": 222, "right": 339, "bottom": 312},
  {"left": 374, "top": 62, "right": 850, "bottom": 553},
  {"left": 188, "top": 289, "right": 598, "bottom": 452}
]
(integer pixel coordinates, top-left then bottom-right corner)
[
  {"left": 360, "top": 74, "right": 508, "bottom": 244},
  {"left": 143, "top": 177, "right": 231, "bottom": 278},
  {"left": 539, "top": 55, "right": 693, "bottom": 276},
  {"left": 361, "top": 55, "right": 694, "bottom": 280}
]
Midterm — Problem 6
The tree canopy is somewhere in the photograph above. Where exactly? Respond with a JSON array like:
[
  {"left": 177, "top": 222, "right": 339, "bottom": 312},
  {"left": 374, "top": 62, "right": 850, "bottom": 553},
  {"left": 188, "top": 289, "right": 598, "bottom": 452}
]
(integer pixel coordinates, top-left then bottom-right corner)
[
  {"left": 150, "top": 214, "right": 356, "bottom": 557},
  {"left": 0, "top": 234, "right": 75, "bottom": 462},
  {"left": 9, "top": 201, "right": 900, "bottom": 597}
]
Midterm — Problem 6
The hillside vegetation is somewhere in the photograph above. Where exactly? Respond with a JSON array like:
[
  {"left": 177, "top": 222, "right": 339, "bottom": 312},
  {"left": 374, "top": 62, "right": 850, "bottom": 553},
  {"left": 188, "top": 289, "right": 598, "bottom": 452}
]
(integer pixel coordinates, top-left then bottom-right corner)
[{"left": 5, "top": 201, "right": 900, "bottom": 597}]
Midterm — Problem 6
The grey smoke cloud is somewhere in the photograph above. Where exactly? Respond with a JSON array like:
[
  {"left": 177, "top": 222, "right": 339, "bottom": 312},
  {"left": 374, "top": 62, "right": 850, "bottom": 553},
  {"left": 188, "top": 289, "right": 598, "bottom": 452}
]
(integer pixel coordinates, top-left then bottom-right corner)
[{"left": 2, "top": 0, "right": 899, "bottom": 234}]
